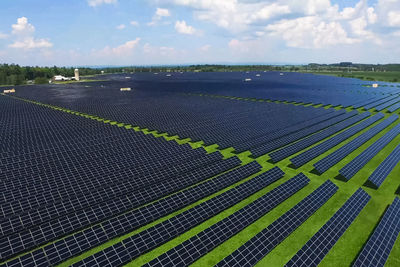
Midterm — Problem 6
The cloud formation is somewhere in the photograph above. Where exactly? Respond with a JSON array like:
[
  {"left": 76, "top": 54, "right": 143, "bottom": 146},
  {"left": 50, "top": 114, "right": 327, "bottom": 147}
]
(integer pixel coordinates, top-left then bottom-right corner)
[
  {"left": 175, "top": 20, "right": 196, "bottom": 34},
  {"left": 9, "top": 17, "right": 53, "bottom": 50},
  {"left": 87, "top": 0, "right": 117, "bottom": 7}
]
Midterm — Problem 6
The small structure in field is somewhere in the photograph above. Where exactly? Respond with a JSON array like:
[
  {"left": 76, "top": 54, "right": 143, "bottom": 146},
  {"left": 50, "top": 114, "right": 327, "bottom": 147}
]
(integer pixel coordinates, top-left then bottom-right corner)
[
  {"left": 120, "top": 87, "right": 132, "bottom": 91},
  {"left": 3, "top": 88, "right": 15, "bottom": 93},
  {"left": 74, "top": 69, "right": 80, "bottom": 81}
]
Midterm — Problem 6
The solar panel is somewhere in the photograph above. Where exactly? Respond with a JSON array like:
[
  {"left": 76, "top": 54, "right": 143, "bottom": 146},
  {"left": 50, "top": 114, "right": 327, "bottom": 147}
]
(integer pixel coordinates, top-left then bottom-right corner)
[
  {"left": 313, "top": 114, "right": 398, "bottom": 174},
  {"left": 233, "top": 109, "right": 341, "bottom": 153},
  {"left": 71, "top": 166, "right": 285, "bottom": 267},
  {"left": 353, "top": 197, "right": 400, "bottom": 267},
  {"left": 375, "top": 98, "right": 400, "bottom": 111},
  {"left": 285, "top": 188, "right": 371, "bottom": 267},
  {"left": 290, "top": 113, "right": 382, "bottom": 168},
  {"left": 366, "top": 143, "right": 400, "bottom": 189},
  {"left": 251, "top": 111, "right": 358, "bottom": 158},
  {"left": 0, "top": 157, "right": 242, "bottom": 260},
  {"left": 363, "top": 95, "right": 399, "bottom": 110},
  {"left": 388, "top": 102, "right": 400, "bottom": 113},
  {"left": 215, "top": 180, "right": 338, "bottom": 267},
  {"left": 141, "top": 173, "right": 310, "bottom": 267},
  {"left": 339, "top": 123, "right": 400, "bottom": 180},
  {"left": 269, "top": 112, "right": 369, "bottom": 163}
]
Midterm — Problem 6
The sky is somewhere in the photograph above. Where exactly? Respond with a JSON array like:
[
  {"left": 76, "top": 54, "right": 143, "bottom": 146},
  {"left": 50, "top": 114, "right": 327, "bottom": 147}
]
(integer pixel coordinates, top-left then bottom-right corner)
[{"left": 0, "top": 0, "right": 400, "bottom": 66}]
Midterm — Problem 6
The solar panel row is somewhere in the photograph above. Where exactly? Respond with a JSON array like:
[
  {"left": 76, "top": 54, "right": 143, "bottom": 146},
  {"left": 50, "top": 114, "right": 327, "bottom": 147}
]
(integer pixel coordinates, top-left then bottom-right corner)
[
  {"left": 353, "top": 197, "right": 400, "bottom": 267},
  {"left": 352, "top": 96, "right": 386, "bottom": 109},
  {"left": 269, "top": 112, "right": 369, "bottom": 163},
  {"left": 0, "top": 156, "right": 241, "bottom": 260},
  {"left": 143, "top": 173, "right": 310, "bottom": 267},
  {"left": 71, "top": 167, "right": 285, "bottom": 267},
  {"left": 3, "top": 162, "right": 265, "bottom": 266},
  {"left": 366, "top": 143, "right": 400, "bottom": 189},
  {"left": 233, "top": 108, "right": 341, "bottom": 153},
  {"left": 387, "top": 102, "right": 400, "bottom": 113},
  {"left": 339, "top": 123, "right": 400, "bottom": 180},
  {"left": 290, "top": 113, "right": 382, "bottom": 168},
  {"left": 215, "top": 180, "right": 338, "bottom": 267},
  {"left": 363, "top": 95, "right": 399, "bottom": 110},
  {"left": 0, "top": 151, "right": 222, "bottom": 218},
  {"left": 250, "top": 111, "right": 357, "bottom": 158},
  {"left": 285, "top": 188, "right": 371, "bottom": 267},
  {"left": 313, "top": 114, "right": 398, "bottom": 174},
  {"left": 375, "top": 97, "right": 400, "bottom": 111}
]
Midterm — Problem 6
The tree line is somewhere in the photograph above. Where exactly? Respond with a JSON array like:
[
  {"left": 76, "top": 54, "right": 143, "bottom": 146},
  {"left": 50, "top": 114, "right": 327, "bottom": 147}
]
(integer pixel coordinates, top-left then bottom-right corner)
[{"left": 0, "top": 64, "right": 101, "bottom": 85}]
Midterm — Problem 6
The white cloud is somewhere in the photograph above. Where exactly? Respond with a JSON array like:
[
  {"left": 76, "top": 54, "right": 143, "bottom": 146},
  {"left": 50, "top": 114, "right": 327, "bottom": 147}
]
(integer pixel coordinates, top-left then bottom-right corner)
[
  {"left": 156, "top": 8, "right": 170, "bottom": 17},
  {"left": 9, "top": 37, "right": 53, "bottom": 49},
  {"left": 9, "top": 17, "right": 53, "bottom": 50},
  {"left": 388, "top": 11, "right": 400, "bottom": 27},
  {"left": 148, "top": 8, "right": 171, "bottom": 26},
  {"left": 97, "top": 38, "right": 141, "bottom": 57},
  {"left": 116, "top": 24, "right": 126, "bottom": 30},
  {"left": 11, "top": 17, "right": 35, "bottom": 36},
  {"left": 87, "top": 0, "right": 117, "bottom": 7},
  {"left": 130, "top": 21, "right": 139, "bottom": 26},
  {"left": 175, "top": 20, "right": 196, "bottom": 34},
  {"left": 0, "top": 32, "right": 8, "bottom": 39},
  {"left": 266, "top": 16, "right": 359, "bottom": 49},
  {"left": 200, "top": 44, "right": 211, "bottom": 52}
]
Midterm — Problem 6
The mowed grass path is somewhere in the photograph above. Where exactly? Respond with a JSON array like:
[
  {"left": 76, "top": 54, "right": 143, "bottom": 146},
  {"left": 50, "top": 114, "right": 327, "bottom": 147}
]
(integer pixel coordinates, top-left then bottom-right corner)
[{"left": 2, "top": 92, "right": 400, "bottom": 267}]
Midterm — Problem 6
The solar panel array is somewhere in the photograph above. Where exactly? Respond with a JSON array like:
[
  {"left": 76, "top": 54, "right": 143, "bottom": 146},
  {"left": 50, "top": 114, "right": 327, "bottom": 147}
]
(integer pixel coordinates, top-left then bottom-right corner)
[
  {"left": 1, "top": 71, "right": 400, "bottom": 267},
  {"left": 366, "top": 143, "right": 400, "bottom": 189},
  {"left": 0, "top": 95, "right": 247, "bottom": 263},
  {"left": 250, "top": 111, "right": 357, "bottom": 158},
  {"left": 314, "top": 114, "right": 398, "bottom": 174},
  {"left": 2, "top": 161, "right": 263, "bottom": 266},
  {"left": 387, "top": 102, "right": 400, "bottom": 113},
  {"left": 71, "top": 166, "right": 285, "bottom": 267},
  {"left": 269, "top": 111, "right": 369, "bottom": 163},
  {"left": 290, "top": 113, "right": 382, "bottom": 168},
  {"left": 353, "top": 197, "right": 400, "bottom": 267},
  {"left": 215, "top": 180, "right": 338, "bottom": 267},
  {"left": 285, "top": 188, "right": 371, "bottom": 267},
  {"left": 143, "top": 173, "right": 310, "bottom": 267},
  {"left": 374, "top": 97, "right": 400, "bottom": 111},
  {"left": 363, "top": 95, "right": 399, "bottom": 110},
  {"left": 339, "top": 123, "right": 400, "bottom": 180}
]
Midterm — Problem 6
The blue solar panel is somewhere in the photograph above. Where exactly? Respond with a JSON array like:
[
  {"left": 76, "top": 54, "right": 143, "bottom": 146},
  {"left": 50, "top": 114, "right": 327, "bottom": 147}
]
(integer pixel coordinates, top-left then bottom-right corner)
[
  {"left": 314, "top": 114, "right": 398, "bottom": 174},
  {"left": 251, "top": 111, "right": 358, "bottom": 158},
  {"left": 366, "top": 143, "right": 400, "bottom": 189},
  {"left": 388, "top": 102, "right": 400, "bottom": 113},
  {"left": 269, "top": 112, "right": 369, "bottom": 163},
  {"left": 353, "top": 197, "right": 400, "bottom": 267},
  {"left": 285, "top": 188, "right": 371, "bottom": 267},
  {"left": 374, "top": 97, "right": 400, "bottom": 111},
  {"left": 339, "top": 123, "right": 400, "bottom": 180},
  {"left": 141, "top": 173, "right": 310, "bottom": 267},
  {"left": 70, "top": 166, "right": 285, "bottom": 267},
  {"left": 215, "top": 180, "right": 338, "bottom": 267},
  {"left": 290, "top": 113, "right": 382, "bottom": 168}
]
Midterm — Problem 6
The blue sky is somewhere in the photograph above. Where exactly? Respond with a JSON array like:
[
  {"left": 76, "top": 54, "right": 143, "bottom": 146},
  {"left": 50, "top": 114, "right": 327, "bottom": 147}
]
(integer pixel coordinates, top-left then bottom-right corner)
[{"left": 0, "top": 0, "right": 399, "bottom": 66}]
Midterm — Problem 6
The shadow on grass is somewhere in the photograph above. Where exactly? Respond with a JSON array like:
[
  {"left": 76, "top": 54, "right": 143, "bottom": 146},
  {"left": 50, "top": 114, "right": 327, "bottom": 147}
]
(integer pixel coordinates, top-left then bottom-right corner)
[
  {"left": 395, "top": 185, "right": 400, "bottom": 195},
  {"left": 309, "top": 168, "right": 322, "bottom": 176},
  {"left": 287, "top": 163, "right": 298, "bottom": 169},
  {"left": 363, "top": 180, "right": 379, "bottom": 190},
  {"left": 334, "top": 174, "right": 349, "bottom": 182}
]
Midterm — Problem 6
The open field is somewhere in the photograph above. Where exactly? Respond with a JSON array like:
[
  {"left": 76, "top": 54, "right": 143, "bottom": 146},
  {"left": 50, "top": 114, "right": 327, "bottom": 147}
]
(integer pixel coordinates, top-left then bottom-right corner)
[
  {"left": 1, "top": 72, "right": 400, "bottom": 267},
  {"left": 305, "top": 71, "right": 400, "bottom": 83}
]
